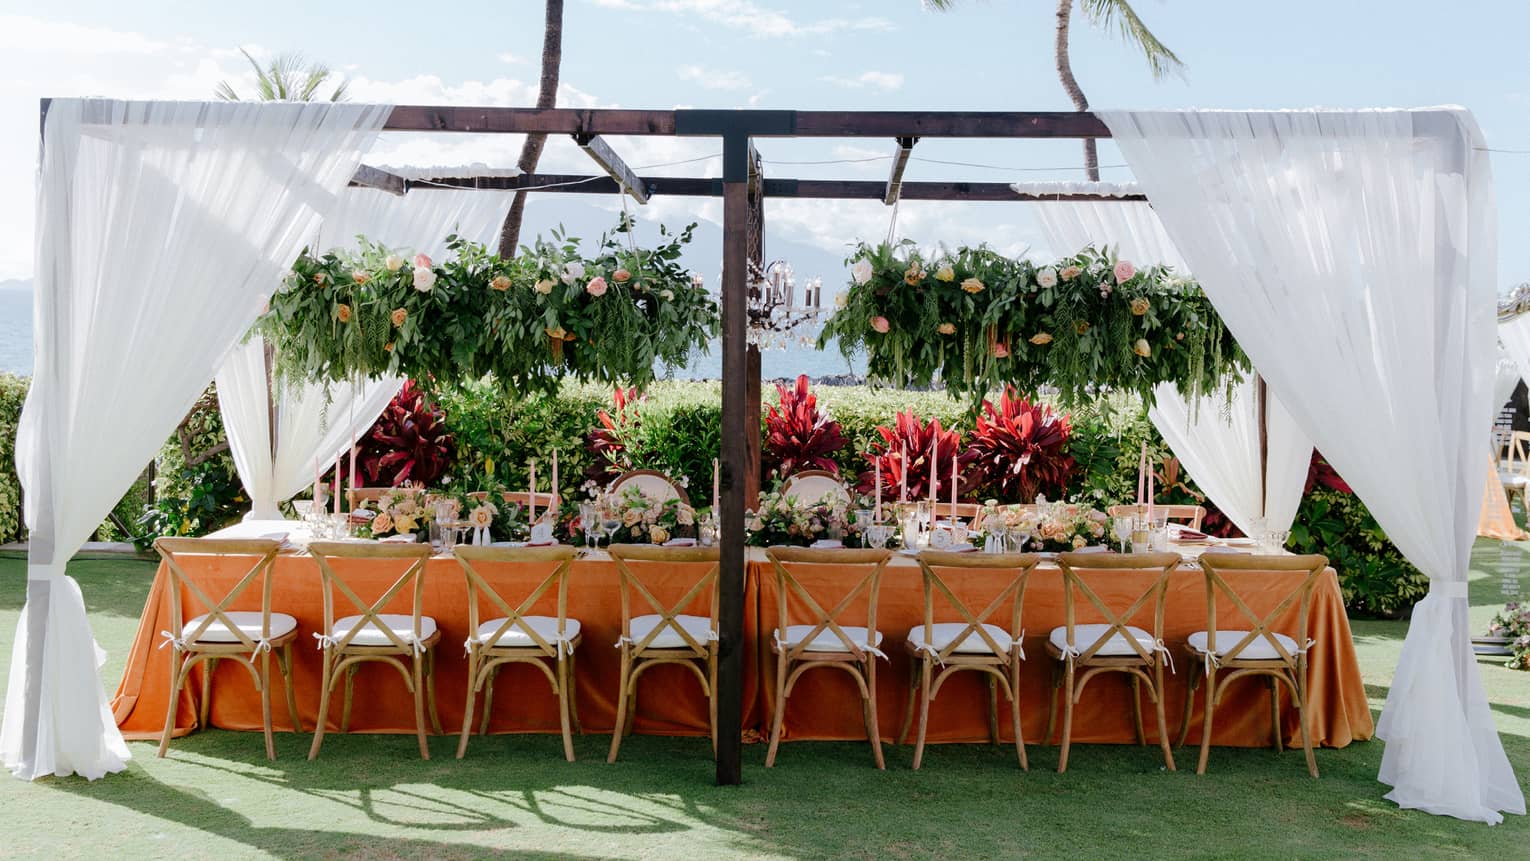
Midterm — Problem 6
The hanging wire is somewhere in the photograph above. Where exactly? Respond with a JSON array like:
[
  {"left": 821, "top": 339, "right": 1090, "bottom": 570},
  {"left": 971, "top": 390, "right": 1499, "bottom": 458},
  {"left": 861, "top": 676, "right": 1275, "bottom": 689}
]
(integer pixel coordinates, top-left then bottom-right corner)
[{"left": 885, "top": 198, "right": 901, "bottom": 245}]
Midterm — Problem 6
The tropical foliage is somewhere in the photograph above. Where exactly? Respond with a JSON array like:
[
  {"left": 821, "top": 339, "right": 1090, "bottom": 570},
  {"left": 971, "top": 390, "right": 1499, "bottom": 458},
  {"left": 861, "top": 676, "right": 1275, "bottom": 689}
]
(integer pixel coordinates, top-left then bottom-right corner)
[
  {"left": 0, "top": 373, "right": 27, "bottom": 544},
  {"left": 358, "top": 381, "right": 454, "bottom": 487},
  {"left": 820, "top": 241, "right": 1246, "bottom": 404},
  {"left": 214, "top": 48, "right": 349, "bottom": 102},
  {"left": 763, "top": 375, "right": 847, "bottom": 479},
  {"left": 967, "top": 388, "right": 1075, "bottom": 502},
  {"left": 259, "top": 218, "right": 718, "bottom": 396},
  {"left": 857, "top": 411, "right": 977, "bottom": 502}
]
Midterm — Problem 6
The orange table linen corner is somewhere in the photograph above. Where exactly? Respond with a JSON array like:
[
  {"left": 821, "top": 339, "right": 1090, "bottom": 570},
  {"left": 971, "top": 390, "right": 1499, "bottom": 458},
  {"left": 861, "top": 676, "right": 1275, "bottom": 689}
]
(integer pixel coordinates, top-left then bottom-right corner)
[
  {"left": 111, "top": 554, "right": 762, "bottom": 741},
  {"left": 756, "top": 560, "right": 1373, "bottom": 749}
]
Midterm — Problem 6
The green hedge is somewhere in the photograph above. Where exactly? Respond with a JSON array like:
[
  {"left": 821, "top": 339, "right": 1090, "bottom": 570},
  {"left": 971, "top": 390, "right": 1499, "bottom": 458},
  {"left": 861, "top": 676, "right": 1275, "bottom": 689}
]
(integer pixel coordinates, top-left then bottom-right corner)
[{"left": 0, "top": 373, "right": 26, "bottom": 544}]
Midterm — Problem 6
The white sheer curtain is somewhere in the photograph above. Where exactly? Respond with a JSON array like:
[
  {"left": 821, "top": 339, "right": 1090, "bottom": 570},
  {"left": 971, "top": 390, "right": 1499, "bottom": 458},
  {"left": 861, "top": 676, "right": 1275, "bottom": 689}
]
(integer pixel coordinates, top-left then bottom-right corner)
[
  {"left": 1493, "top": 347, "right": 1520, "bottom": 413},
  {"left": 1499, "top": 314, "right": 1530, "bottom": 396},
  {"left": 1146, "top": 380, "right": 1312, "bottom": 536},
  {"left": 1035, "top": 199, "right": 1315, "bottom": 534},
  {"left": 216, "top": 184, "right": 510, "bottom": 519},
  {"left": 1101, "top": 107, "right": 1522, "bottom": 823},
  {"left": 3, "top": 99, "right": 388, "bottom": 780}
]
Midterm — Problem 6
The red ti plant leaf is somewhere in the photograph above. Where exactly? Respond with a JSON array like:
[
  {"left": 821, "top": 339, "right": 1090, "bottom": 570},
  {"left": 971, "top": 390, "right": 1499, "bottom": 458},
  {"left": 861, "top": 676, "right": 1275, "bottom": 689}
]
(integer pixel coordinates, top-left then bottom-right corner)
[
  {"left": 763, "top": 375, "right": 847, "bottom": 480},
  {"left": 1304, "top": 451, "right": 1353, "bottom": 495},
  {"left": 965, "top": 388, "right": 1075, "bottom": 503},
  {"left": 585, "top": 386, "right": 644, "bottom": 485},
  {"left": 356, "top": 380, "right": 454, "bottom": 487},
  {"left": 858, "top": 410, "right": 979, "bottom": 501}
]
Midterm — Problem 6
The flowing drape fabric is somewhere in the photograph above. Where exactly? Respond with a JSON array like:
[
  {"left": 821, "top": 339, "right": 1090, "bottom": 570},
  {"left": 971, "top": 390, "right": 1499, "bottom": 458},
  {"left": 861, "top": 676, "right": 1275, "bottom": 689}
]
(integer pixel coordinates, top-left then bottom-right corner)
[
  {"left": 1499, "top": 314, "right": 1530, "bottom": 402},
  {"left": 1492, "top": 347, "right": 1521, "bottom": 412},
  {"left": 1035, "top": 201, "right": 1313, "bottom": 535},
  {"left": 216, "top": 185, "right": 511, "bottom": 519},
  {"left": 1099, "top": 107, "right": 1522, "bottom": 823},
  {"left": 4, "top": 99, "right": 389, "bottom": 780}
]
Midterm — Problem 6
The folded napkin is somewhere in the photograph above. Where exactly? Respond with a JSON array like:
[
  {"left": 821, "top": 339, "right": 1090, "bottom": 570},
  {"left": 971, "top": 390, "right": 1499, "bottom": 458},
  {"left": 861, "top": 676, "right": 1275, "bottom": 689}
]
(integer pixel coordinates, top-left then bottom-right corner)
[
  {"left": 810, "top": 539, "right": 844, "bottom": 550},
  {"left": 527, "top": 539, "right": 559, "bottom": 547},
  {"left": 378, "top": 533, "right": 416, "bottom": 543},
  {"left": 1176, "top": 530, "right": 1209, "bottom": 542},
  {"left": 663, "top": 537, "right": 698, "bottom": 547}
]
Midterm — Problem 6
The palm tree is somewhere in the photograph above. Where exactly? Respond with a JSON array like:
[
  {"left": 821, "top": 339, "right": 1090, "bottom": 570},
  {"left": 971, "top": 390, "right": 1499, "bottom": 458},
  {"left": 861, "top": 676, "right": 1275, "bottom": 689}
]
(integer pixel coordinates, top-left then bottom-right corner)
[
  {"left": 215, "top": 48, "right": 349, "bottom": 102},
  {"left": 497, "top": 0, "right": 566, "bottom": 258},
  {"left": 926, "top": 0, "right": 1183, "bottom": 180}
]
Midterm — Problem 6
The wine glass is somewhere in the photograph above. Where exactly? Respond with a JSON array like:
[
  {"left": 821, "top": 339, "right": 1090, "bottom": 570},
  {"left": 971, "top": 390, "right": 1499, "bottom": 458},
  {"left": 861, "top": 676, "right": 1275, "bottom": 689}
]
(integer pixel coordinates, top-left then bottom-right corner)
[
  {"left": 1112, "top": 515, "right": 1134, "bottom": 553},
  {"left": 579, "top": 503, "right": 600, "bottom": 550},
  {"left": 600, "top": 504, "right": 621, "bottom": 547}
]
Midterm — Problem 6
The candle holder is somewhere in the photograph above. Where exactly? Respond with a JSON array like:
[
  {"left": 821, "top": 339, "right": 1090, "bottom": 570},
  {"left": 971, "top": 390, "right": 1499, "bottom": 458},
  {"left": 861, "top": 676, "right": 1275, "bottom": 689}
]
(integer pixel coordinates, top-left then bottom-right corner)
[{"left": 738, "top": 260, "right": 830, "bottom": 350}]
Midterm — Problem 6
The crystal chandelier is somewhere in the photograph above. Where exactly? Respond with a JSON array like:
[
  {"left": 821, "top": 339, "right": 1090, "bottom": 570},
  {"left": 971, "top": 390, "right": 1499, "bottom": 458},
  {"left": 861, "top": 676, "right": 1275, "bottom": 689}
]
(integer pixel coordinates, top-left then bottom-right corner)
[{"left": 744, "top": 260, "right": 828, "bottom": 350}]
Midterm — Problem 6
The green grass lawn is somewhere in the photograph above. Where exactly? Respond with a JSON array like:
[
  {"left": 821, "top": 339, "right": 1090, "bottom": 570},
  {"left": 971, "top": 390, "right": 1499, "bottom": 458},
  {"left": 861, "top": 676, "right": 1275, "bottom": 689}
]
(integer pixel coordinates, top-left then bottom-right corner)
[{"left": 1, "top": 544, "right": 1527, "bottom": 860}]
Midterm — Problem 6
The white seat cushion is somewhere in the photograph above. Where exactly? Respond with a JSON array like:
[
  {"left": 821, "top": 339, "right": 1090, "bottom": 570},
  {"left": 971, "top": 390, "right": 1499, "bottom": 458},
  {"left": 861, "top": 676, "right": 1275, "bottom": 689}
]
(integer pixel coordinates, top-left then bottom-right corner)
[
  {"left": 330, "top": 613, "right": 438, "bottom": 647},
  {"left": 626, "top": 613, "right": 713, "bottom": 649},
  {"left": 1500, "top": 472, "right": 1528, "bottom": 488},
  {"left": 476, "top": 616, "right": 581, "bottom": 648},
  {"left": 775, "top": 624, "right": 884, "bottom": 652},
  {"left": 183, "top": 611, "right": 297, "bottom": 644},
  {"left": 906, "top": 622, "right": 1015, "bottom": 655},
  {"left": 1048, "top": 623, "right": 1155, "bottom": 657},
  {"left": 1188, "top": 629, "right": 1301, "bottom": 660}
]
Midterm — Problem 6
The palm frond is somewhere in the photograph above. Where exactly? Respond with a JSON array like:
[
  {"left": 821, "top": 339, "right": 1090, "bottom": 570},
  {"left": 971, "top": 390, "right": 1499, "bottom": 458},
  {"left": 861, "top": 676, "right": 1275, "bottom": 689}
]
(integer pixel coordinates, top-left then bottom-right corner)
[
  {"left": 213, "top": 81, "right": 240, "bottom": 102},
  {"left": 214, "top": 47, "right": 348, "bottom": 102},
  {"left": 1078, "top": 0, "right": 1185, "bottom": 80},
  {"left": 921, "top": 0, "right": 958, "bottom": 9}
]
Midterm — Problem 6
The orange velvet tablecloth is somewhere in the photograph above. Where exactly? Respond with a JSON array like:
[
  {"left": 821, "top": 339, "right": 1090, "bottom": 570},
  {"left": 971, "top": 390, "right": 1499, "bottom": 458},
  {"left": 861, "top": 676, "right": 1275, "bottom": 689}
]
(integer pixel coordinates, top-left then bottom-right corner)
[{"left": 112, "top": 549, "right": 1374, "bottom": 749}]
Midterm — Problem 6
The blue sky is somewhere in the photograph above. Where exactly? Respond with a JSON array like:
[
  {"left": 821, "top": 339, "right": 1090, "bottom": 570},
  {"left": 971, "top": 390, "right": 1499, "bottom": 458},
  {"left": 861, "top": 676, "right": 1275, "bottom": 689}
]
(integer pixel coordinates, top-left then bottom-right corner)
[{"left": 1, "top": 0, "right": 1528, "bottom": 287}]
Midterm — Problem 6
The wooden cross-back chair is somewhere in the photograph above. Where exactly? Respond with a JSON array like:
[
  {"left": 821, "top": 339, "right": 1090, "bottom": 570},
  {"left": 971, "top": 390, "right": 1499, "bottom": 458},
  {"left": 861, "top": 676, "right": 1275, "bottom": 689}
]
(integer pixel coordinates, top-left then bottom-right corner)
[
  {"left": 780, "top": 469, "right": 851, "bottom": 507},
  {"left": 1179, "top": 553, "right": 1328, "bottom": 777},
  {"left": 153, "top": 537, "right": 300, "bottom": 761},
  {"left": 453, "top": 545, "right": 581, "bottom": 761},
  {"left": 899, "top": 551, "right": 1042, "bottom": 770},
  {"left": 608, "top": 469, "right": 690, "bottom": 505},
  {"left": 1106, "top": 504, "right": 1206, "bottom": 532},
  {"left": 1501, "top": 431, "right": 1530, "bottom": 509},
  {"left": 306, "top": 541, "right": 441, "bottom": 760},
  {"left": 1046, "top": 552, "right": 1180, "bottom": 773},
  {"left": 606, "top": 544, "right": 721, "bottom": 762},
  {"left": 346, "top": 485, "right": 422, "bottom": 510},
  {"left": 764, "top": 546, "right": 893, "bottom": 769}
]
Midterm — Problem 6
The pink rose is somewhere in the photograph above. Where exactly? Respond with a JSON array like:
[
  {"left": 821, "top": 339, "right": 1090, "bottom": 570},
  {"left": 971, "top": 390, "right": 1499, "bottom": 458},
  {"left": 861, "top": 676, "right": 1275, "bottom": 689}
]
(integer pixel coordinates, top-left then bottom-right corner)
[
  {"left": 871, "top": 316, "right": 890, "bottom": 333},
  {"left": 1114, "top": 259, "right": 1136, "bottom": 283},
  {"left": 414, "top": 253, "right": 432, "bottom": 269},
  {"left": 586, "top": 276, "right": 609, "bottom": 297},
  {"left": 993, "top": 341, "right": 1010, "bottom": 358}
]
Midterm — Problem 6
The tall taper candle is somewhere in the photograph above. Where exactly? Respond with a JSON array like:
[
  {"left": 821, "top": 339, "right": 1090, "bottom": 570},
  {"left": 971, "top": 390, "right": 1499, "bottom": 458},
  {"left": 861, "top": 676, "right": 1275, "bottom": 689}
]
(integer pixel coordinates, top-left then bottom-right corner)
[
  {"left": 951, "top": 447, "right": 958, "bottom": 520},
  {"left": 528, "top": 459, "right": 537, "bottom": 522},
  {"left": 874, "top": 458, "right": 882, "bottom": 522},
  {"left": 551, "top": 449, "right": 559, "bottom": 513},
  {"left": 928, "top": 436, "right": 938, "bottom": 515},
  {"left": 332, "top": 454, "right": 341, "bottom": 515},
  {"left": 899, "top": 442, "right": 908, "bottom": 504}
]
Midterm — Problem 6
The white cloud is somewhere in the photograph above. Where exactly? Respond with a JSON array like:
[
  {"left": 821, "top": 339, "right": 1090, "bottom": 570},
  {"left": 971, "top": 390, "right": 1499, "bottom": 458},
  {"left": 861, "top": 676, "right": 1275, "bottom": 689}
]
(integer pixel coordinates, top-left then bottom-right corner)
[
  {"left": 676, "top": 64, "right": 751, "bottom": 90},
  {"left": 589, "top": 0, "right": 892, "bottom": 38},
  {"left": 822, "top": 71, "right": 904, "bottom": 91},
  {"left": 496, "top": 51, "right": 526, "bottom": 65}
]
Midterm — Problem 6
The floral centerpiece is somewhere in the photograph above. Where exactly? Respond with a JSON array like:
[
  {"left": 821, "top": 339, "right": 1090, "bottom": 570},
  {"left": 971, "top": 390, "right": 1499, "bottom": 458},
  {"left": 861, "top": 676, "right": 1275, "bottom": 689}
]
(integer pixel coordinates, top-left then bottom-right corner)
[
  {"left": 746, "top": 489, "right": 849, "bottom": 547},
  {"left": 1486, "top": 602, "right": 1530, "bottom": 671},
  {"left": 606, "top": 485, "right": 697, "bottom": 545},
  {"left": 1024, "top": 501, "right": 1108, "bottom": 552},
  {"left": 356, "top": 488, "right": 429, "bottom": 539}
]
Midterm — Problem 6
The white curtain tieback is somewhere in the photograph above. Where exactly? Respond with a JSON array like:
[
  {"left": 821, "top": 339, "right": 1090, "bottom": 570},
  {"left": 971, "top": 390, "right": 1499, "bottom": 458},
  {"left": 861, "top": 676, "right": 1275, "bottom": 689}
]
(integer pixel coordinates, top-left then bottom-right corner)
[{"left": 1429, "top": 580, "right": 1469, "bottom": 600}]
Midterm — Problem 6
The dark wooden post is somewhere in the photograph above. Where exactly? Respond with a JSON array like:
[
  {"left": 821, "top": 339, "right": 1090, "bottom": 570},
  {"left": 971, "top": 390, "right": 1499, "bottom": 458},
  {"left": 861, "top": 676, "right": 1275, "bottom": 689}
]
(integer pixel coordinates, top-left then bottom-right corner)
[
  {"left": 716, "top": 130, "right": 750, "bottom": 786},
  {"left": 744, "top": 146, "right": 765, "bottom": 503}
]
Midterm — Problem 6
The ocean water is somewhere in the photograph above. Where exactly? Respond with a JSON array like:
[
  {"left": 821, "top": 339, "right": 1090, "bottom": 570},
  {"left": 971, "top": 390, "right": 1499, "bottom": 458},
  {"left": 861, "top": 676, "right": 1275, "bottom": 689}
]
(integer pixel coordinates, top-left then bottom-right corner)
[
  {"left": 0, "top": 290, "right": 30, "bottom": 376},
  {"left": 0, "top": 290, "right": 864, "bottom": 382}
]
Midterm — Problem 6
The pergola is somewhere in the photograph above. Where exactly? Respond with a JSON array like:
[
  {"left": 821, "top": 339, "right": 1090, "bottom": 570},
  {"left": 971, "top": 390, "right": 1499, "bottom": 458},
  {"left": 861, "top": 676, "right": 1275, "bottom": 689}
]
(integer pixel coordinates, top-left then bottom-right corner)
[{"left": 11, "top": 100, "right": 1520, "bottom": 825}]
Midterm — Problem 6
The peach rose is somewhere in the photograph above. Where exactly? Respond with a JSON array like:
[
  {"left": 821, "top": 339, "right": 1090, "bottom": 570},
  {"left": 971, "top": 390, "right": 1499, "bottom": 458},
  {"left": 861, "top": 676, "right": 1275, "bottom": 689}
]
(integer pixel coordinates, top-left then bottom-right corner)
[
  {"left": 1029, "top": 332, "right": 1053, "bottom": 345},
  {"left": 371, "top": 512, "right": 393, "bottom": 534},
  {"left": 960, "top": 277, "right": 985, "bottom": 294},
  {"left": 414, "top": 253, "right": 432, "bottom": 269},
  {"left": 904, "top": 266, "right": 925, "bottom": 286},
  {"left": 336, "top": 303, "right": 352, "bottom": 323},
  {"left": 490, "top": 275, "right": 512, "bottom": 292},
  {"left": 613, "top": 268, "right": 632, "bottom": 283},
  {"left": 934, "top": 265, "right": 955, "bottom": 282},
  {"left": 1133, "top": 339, "right": 1152, "bottom": 358},
  {"left": 1059, "top": 265, "right": 1081, "bottom": 281},
  {"left": 384, "top": 254, "right": 405, "bottom": 272},
  {"left": 351, "top": 270, "right": 370, "bottom": 285},
  {"left": 469, "top": 506, "right": 494, "bottom": 528},
  {"left": 313, "top": 272, "right": 330, "bottom": 286},
  {"left": 937, "top": 322, "right": 956, "bottom": 335},
  {"left": 390, "top": 307, "right": 407, "bottom": 327},
  {"left": 1074, "top": 320, "right": 1090, "bottom": 335},
  {"left": 384, "top": 342, "right": 394, "bottom": 353},
  {"left": 1130, "top": 297, "right": 1150, "bottom": 316},
  {"left": 586, "top": 276, "right": 609, "bottom": 297},
  {"left": 534, "top": 278, "right": 555, "bottom": 295},
  {"left": 871, "top": 316, "right": 891, "bottom": 334},
  {"left": 649, "top": 525, "right": 670, "bottom": 545}
]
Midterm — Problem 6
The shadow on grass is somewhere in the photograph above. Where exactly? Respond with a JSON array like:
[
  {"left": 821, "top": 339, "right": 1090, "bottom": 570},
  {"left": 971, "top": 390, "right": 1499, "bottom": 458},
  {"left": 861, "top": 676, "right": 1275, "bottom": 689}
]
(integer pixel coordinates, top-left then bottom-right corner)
[{"left": 0, "top": 557, "right": 158, "bottom": 620}]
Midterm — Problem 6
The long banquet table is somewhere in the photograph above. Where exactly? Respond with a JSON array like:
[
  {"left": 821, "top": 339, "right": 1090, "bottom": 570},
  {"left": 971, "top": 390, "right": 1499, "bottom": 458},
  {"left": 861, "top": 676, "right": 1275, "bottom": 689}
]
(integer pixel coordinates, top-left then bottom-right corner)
[{"left": 112, "top": 531, "right": 1375, "bottom": 750}]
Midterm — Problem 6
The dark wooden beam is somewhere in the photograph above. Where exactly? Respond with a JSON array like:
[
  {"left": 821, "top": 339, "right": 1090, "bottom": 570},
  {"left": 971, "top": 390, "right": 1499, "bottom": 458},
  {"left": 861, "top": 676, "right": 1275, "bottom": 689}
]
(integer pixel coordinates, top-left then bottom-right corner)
[
  {"left": 379, "top": 107, "right": 1113, "bottom": 139},
  {"left": 386, "top": 173, "right": 1148, "bottom": 202},
  {"left": 574, "top": 134, "right": 649, "bottom": 204},
  {"left": 350, "top": 164, "right": 406, "bottom": 196},
  {"left": 716, "top": 136, "right": 750, "bottom": 787},
  {"left": 884, "top": 136, "right": 917, "bottom": 205}
]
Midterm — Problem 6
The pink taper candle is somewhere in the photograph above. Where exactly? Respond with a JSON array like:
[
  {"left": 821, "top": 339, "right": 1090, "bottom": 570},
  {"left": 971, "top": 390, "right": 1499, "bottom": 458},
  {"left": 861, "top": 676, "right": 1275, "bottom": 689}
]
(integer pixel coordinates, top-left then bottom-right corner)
[
  {"left": 951, "top": 448, "right": 958, "bottom": 520},
  {"left": 899, "top": 441, "right": 908, "bottom": 504},
  {"left": 332, "top": 454, "right": 341, "bottom": 515},
  {"left": 528, "top": 459, "right": 537, "bottom": 522},
  {"left": 928, "top": 435, "right": 937, "bottom": 515},
  {"left": 874, "top": 458, "right": 882, "bottom": 522},
  {"left": 551, "top": 449, "right": 559, "bottom": 513}
]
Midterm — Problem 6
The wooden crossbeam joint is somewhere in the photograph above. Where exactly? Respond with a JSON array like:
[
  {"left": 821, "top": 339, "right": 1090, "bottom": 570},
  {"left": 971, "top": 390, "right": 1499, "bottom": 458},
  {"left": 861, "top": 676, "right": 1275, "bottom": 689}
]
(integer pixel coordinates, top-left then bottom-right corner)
[
  {"left": 573, "top": 133, "right": 649, "bottom": 204},
  {"left": 350, "top": 164, "right": 406, "bottom": 197},
  {"left": 884, "top": 136, "right": 918, "bottom": 205}
]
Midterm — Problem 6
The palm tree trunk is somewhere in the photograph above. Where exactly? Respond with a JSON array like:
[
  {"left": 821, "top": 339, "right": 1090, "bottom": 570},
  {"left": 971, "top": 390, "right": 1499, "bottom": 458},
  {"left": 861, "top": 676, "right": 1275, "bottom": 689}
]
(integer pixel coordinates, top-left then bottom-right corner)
[
  {"left": 1054, "top": 0, "right": 1099, "bottom": 181},
  {"left": 497, "top": 0, "right": 565, "bottom": 258}
]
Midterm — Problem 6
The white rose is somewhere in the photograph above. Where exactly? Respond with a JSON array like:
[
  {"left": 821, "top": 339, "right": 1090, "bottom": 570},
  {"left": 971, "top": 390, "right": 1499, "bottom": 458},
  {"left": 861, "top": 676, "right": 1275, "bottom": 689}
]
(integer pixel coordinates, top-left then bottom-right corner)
[
  {"left": 659, "top": 289, "right": 675, "bottom": 300},
  {"left": 412, "top": 266, "right": 436, "bottom": 292},
  {"left": 834, "top": 291, "right": 848, "bottom": 309},
  {"left": 384, "top": 254, "right": 405, "bottom": 272},
  {"left": 1036, "top": 267, "right": 1058, "bottom": 289},
  {"left": 561, "top": 261, "right": 585, "bottom": 285},
  {"left": 851, "top": 258, "right": 874, "bottom": 285}
]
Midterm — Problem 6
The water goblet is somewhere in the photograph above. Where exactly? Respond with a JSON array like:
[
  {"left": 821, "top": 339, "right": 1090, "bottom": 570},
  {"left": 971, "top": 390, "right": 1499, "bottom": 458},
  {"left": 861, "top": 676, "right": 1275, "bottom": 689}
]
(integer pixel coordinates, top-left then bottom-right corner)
[
  {"left": 579, "top": 503, "right": 600, "bottom": 550},
  {"left": 1112, "top": 516, "right": 1134, "bottom": 553}
]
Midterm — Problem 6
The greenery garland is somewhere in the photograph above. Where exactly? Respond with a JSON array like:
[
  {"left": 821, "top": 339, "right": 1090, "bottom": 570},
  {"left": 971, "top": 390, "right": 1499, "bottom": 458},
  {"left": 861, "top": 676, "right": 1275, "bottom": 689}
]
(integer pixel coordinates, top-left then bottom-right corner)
[
  {"left": 818, "top": 241, "right": 1247, "bottom": 404},
  {"left": 258, "top": 218, "right": 719, "bottom": 395}
]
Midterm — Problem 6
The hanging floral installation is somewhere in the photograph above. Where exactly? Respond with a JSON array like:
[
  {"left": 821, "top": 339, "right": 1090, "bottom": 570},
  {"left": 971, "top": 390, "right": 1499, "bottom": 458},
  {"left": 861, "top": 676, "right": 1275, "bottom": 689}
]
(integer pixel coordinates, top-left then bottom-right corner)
[
  {"left": 258, "top": 218, "right": 719, "bottom": 394},
  {"left": 818, "top": 241, "right": 1247, "bottom": 403}
]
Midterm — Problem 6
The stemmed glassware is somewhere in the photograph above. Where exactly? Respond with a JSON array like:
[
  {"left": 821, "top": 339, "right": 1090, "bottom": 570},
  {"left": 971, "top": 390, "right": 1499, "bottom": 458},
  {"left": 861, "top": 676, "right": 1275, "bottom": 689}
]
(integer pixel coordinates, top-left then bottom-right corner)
[
  {"left": 579, "top": 502, "right": 600, "bottom": 550},
  {"left": 600, "top": 498, "right": 621, "bottom": 548},
  {"left": 1112, "top": 515, "right": 1134, "bottom": 553}
]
